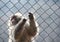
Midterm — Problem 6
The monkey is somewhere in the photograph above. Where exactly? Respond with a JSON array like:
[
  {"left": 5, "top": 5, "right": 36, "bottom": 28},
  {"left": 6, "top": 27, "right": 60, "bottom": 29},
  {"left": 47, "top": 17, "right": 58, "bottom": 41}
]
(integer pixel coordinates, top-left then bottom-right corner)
[{"left": 8, "top": 12, "right": 39, "bottom": 42}]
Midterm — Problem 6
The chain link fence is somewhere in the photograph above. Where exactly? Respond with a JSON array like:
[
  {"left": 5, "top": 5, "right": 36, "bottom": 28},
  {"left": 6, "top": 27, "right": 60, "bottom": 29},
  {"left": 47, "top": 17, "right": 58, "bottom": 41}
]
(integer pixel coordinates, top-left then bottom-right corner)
[{"left": 0, "top": 0, "right": 60, "bottom": 42}]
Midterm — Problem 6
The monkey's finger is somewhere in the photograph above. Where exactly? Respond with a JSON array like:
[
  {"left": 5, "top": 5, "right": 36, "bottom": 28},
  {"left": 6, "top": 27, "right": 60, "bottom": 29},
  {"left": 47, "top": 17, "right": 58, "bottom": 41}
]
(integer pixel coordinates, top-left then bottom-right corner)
[
  {"left": 23, "top": 19, "right": 27, "bottom": 22},
  {"left": 29, "top": 12, "right": 33, "bottom": 15},
  {"left": 28, "top": 12, "right": 34, "bottom": 19}
]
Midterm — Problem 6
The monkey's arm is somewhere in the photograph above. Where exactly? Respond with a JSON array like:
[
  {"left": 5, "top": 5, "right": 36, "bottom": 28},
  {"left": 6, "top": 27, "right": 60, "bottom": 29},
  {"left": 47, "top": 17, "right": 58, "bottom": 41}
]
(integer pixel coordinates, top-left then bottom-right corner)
[
  {"left": 27, "top": 13, "right": 37, "bottom": 37},
  {"left": 14, "top": 19, "right": 26, "bottom": 39}
]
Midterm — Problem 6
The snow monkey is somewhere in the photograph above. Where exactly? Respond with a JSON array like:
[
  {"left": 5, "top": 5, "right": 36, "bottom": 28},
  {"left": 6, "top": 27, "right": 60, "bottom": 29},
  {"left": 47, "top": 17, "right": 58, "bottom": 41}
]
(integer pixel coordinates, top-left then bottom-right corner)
[{"left": 8, "top": 12, "right": 39, "bottom": 42}]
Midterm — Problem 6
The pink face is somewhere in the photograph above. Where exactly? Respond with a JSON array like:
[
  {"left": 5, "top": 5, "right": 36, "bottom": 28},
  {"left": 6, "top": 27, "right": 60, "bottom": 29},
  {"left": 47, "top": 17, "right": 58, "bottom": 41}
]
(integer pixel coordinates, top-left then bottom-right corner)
[{"left": 11, "top": 15, "right": 21, "bottom": 25}]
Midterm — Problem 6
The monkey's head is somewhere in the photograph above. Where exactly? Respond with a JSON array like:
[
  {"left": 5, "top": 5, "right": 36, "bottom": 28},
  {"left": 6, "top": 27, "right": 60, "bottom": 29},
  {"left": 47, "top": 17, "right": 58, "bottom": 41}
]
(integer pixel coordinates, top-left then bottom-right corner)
[
  {"left": 8, "top": 12, "right": 22, "bottom": 26},
  {"left": 11, "top": 15, "right": 21, "bottom": 25}
]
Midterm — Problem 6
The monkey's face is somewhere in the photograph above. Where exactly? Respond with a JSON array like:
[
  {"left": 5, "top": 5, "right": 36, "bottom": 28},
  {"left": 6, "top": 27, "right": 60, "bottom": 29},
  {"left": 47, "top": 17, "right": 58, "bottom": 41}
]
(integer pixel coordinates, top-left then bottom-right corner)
[{"left": 11, "top": 15, "right": 21, "bottom": 25}]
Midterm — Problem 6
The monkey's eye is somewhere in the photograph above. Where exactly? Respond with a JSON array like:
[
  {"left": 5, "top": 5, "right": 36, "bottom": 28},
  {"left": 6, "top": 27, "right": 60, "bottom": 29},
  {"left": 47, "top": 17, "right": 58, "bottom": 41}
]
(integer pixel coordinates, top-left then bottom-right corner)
[{"left": 11, "top": 15, "right": 17, "bottom": 20}]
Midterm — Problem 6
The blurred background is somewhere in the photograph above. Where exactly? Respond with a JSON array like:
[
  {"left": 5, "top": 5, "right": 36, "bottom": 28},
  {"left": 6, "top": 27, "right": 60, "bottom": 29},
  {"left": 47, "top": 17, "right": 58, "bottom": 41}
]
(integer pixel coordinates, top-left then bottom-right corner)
[{"left": 0, "top": 0, "right": 60, "bottom": 42}]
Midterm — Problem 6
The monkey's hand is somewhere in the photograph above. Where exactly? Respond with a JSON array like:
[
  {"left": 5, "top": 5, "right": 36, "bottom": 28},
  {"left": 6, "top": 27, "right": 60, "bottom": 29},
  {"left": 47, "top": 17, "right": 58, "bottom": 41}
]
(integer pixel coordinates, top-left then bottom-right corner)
[
  {"left": 23, "top": 19, "right": 26, "bottom": 23},
  {"left": 27, "top": 12, "right": 37, "bottom": 37},
  {"left": 15, "top": 18, "right": 27, "bottom": 31},
  {"left": 14, "top": 19, "right": 27, "bottom": 40},
  {"left": 29, "top": 12, "right": 34, "bottom": 20}
]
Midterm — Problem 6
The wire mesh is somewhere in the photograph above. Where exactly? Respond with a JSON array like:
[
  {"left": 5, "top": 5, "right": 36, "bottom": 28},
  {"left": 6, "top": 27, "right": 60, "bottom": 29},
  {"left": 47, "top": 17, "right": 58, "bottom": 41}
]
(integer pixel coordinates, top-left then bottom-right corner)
[{"left": 0, "top": 0, "right": 60, "bottom": 42}]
